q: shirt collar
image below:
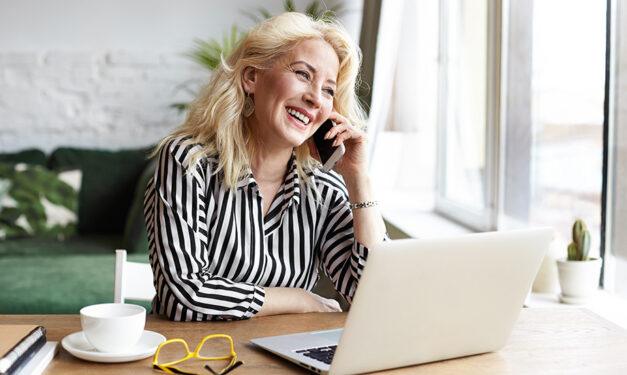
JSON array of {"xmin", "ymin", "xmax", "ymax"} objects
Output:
[
  {"xmin": 281, "ymin": 153, "xmax": 301, "ymax": 207},
  {"xmin": 235, "ymin": 169, "xmax": 257, "ymax": 189},
  {"xmin": 236, "ymin": 152, "xmax": 303, "ymax": 208}
]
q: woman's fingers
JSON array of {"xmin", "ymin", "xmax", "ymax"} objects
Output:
[
  {"xmin": 324, "ymin": 122, "xmax": 350, "ymax": 140},
  {"xmin": 325, "ymin": 297, "xmax": 342, "ymax": 312},
  {"xmin": 324, "ymin": 112, "xmax": 349, "ymax": 138},
  {"xmin": 327, "ymin": 299, "xmax": 342, "ymax": 312},
  {"xmin": 323, "ymin": 113, "xmax": 366, "ymax": 147},
  {"xmin": 320, "ymin": 297, "xmax": 341, "ymax": 312},
  {"xmin": 305, "ymin": 291, "xmax": 342, "ymax": 312},
  {"xmin": 330, "ymin": 125, "xmax": 364, "ymax": 147},
  {"xmin": 333, "ymin": 131, "xmax": 352, "ymax": 147}
]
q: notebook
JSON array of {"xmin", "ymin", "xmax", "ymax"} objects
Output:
[
  {"xmin": 0, "ymin": 325, "xmax": 46, "ymax": 375},
  {"xmin": 14, "ymin": 342, "xmax": 58, "ymax": 375}
]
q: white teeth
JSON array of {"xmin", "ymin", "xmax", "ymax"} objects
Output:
[{"xmin": 287, "ymin": 108, "xmax": 310, "ymax": 125}]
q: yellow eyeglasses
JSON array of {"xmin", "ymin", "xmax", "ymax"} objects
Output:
[{"xmin": 152, "ymin": 334, "xmax": 243, "ymax": 375}]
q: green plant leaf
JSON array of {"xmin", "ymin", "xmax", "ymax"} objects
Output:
[
  {"xmin": 170, "ymin": 103, "xmax": 189, "ymax": 113},
  {"xmin": 284, "ymin": 0, "xmax": 296, "ymax": 12},
  {"xmin": 567, "ymin": 242, "xmax": 578, "ymax": 261},
  {"xmin": 241, "ymin": 9, "xmax": 263, "ymax": 24},
  {"xmin": 186, "ymin": 39, "xmax": 221, "ymax": 70},
  {"xmin": 230, "ymin": 24, "xmax": 240, "ymax": 47},
  {"xmin": 329, "ymin": 3, "xmax": 345, "ymax": 12},
  {"xmin": 573, "ymin": 219, "xmax": 585, "ymax": 243},
  {"xmin": 186, "ymin": 25, "xmax": 244, "ymax": 72},
  {"xmin": 305, "ymin": 1, "xmax": 321, "ymax": 19},
  {"xmin": 582, "ymin": 231, "xmax": 591, "ymax": 260},
  {"xmin": 319, "ymin": 10, "xmax": 335, "ymax": 22},
  {"xmin": 259, "ymin": 7, "xmax": 273, "ymax": 19}
]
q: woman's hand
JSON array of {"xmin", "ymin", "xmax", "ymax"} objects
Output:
[
  {"xmin": 257, "ymin": 287, "xmax": 342, "ymax": 316},
  {"xmin": 299, "ymin": 290, "xmax": 342, "ymax": 313},
  {"xmin": 309, "ymin": 111, "xmax": 368, "ymax": 180}
]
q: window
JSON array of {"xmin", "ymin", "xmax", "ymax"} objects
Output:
[
  {"xmin": 369, "ymin": 0, "xmax": 439, "ymax": 215},
  {"xmin": 372, "ymin": 0, "xmax": 609, "ymax": 268},
  {"xmin": 435, "ymin": 0, "xmax": 501, "ymax": 231},
  {"xmin": 527, "ymin": 0, "xmax": 606, "ymax": 257}
]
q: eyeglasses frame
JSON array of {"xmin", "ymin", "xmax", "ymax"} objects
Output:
[{"xmin": 152, "ymin": 334, "xmax": 239, "ymax": 375}]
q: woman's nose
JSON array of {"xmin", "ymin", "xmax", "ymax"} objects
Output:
[{"xmin": 303, "ymin": 89, "xmax": 322, "ymax": 109}]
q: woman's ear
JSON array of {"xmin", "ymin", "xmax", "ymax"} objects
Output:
[{"xmin": 242, "ymin": 66, "xmax": 258, "ymax": 94}]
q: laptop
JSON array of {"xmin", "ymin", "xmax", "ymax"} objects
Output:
[{"xmin": 250, "ymin": 228, "xmax": 553, "ymax": 375}]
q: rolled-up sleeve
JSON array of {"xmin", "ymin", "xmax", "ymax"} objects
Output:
[{"xmin": 148, "ymin": 141, "xmax": 265, "ymax": 321}]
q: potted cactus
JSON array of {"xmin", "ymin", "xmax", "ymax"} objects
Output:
[{"xmin": 556, "ymin": 219, "xmax": 602, "ymax": 304}]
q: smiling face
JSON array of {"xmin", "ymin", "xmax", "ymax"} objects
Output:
[{"xmin": 243, "ymin": 38, "xmax": 340, "ymax": 151}]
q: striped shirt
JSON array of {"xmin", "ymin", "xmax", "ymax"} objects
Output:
[{"xmin": 144, "ymin": 136, "xmax": 372, "ymax": 321}]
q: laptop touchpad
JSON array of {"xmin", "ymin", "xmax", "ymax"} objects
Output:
[{"xmin": 311, "ymin": 329, "xmax": 343, "ymax": 343}]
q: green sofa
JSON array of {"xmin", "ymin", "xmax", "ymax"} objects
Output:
[
  {"xmin": 0, "ymin": 147, "xmax": 154, "ymax": 313},
  {"xmin": 0, "ymin": 147, "xmax": 357, "ymax": 314}
]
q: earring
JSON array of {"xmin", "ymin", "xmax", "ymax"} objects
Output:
[{"xmin": 243, "ymin": 92, "xmax": 254, "ymax": 118}]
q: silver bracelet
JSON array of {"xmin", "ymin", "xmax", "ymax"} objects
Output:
[{"xmin": 349, "ymin": 200, "xmax": 379, "ymax": 210}]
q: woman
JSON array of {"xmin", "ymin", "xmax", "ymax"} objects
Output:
[{"xmin": 145, "ymin": 12, "xmax": 387, "ymax": 321}]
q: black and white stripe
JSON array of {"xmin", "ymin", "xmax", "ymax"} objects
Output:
[{"xmin": 144, "ymin": 136, "xmax": 370, "ymax": 321}]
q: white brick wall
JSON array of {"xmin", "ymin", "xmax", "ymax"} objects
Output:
[
  {"xmin": 0, "ymin": 50, "xmax": 205, "ymax": 152},
  {"xmin": 0, "ymin": 0, "xmax": 363, "ymax": 153}
]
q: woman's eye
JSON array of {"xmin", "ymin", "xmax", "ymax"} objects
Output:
[
  {"xmin": 324, "ymin": 88, "xmax": 335, "ymax": 97},
  {"xmin": 296, "ymin": 70, "xmax": 310, "ymax": 80}
]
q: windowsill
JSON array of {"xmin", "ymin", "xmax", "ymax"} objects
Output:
[
  {"xmin": 380, "ymin": 188, "xmax": 472, "ymax": 238},
  {"xmin": 527, "ymin": 291, "xmax": 627, "ymax": 330}
]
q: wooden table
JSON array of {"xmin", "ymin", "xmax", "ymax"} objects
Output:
[{"xmin": 2, "ymin": 308, "xmax": 627, "ymax": 374}]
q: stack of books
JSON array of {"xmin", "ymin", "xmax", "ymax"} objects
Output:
[{"xmin": 0, "ymin": 325, "xmax": 58, "ymax": 375}]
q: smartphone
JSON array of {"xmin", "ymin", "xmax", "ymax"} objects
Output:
[{"xmin": 313, "ymin": 119, "xmax": 346, "ymax": 172}]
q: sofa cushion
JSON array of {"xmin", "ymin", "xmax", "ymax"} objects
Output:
[
  {"xmin": 48, "ymin": 147, "xmax": 152, "ymax": 235},
  {"xmin": 122, "ymin": 160, "xmax": 155, "ymax": 253},
  {"xmin": 0, "ymin": 234, "xmax": 122, "ymax": 256},
  {"xmin": 0, "ymin": 163, "xmax": 81, "ymax": 240},
  {"xmin": 0, "ymin": 252, "xmax": 151, "ymax": 314},
  {"xmin": 0, "ymin": 149, "xmax": 47, "ymax": 166}
]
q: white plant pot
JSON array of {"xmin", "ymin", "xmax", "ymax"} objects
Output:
[
  {"xmin": 556, "ymin": 258, "xmax": 602, "ymax": 304},
  {"xmin": 532, "ymin": 239, "xmax": 563, "ymax": 293}
]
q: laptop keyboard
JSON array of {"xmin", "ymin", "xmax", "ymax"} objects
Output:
[{"xmin": 295, "ymin": 345, "xmax": 337, "ymax": 365}]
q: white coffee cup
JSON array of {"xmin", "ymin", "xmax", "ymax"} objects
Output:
[{"xmin": 80, "ymin": 303, "xmax": 146, "ymax": 353}]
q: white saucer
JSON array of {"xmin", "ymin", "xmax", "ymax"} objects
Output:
[{"xmin": 61, "ymin": 330, "xmax": 166, "ymax": 363}]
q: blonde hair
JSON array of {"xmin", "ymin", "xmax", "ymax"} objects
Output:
[{"xmin": 157, "ymin": 12, "xmax": 366, "ymax": 189}]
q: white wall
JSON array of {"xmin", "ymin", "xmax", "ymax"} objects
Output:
[{"xmin": 0, "ymin": 0, "xmax": 363, "ymax": 152}]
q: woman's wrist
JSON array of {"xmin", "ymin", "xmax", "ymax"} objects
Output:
[
  {"xmin": 343, "ymin": 173, "xmax": 374, "ymax": 203},
  {"xmin": 342, "ymin": 171, "xmax": 368, "ymax": 186},
  {"xmin": 262, "ymin": 288, "xmax": 303, "ymax": 315}
]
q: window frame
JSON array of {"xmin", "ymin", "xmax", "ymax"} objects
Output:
[
  {"xmin": 435, "ymin": 0, "xmax": 503, "ymax": 232},
  {"xmin": 604, "ymin": 0, "xmax": 625, "ymax": 295}
]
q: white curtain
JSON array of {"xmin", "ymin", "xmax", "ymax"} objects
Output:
[{"xmin": 366, "ymin": 0, "xmax": 407, "ymax": 166}]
